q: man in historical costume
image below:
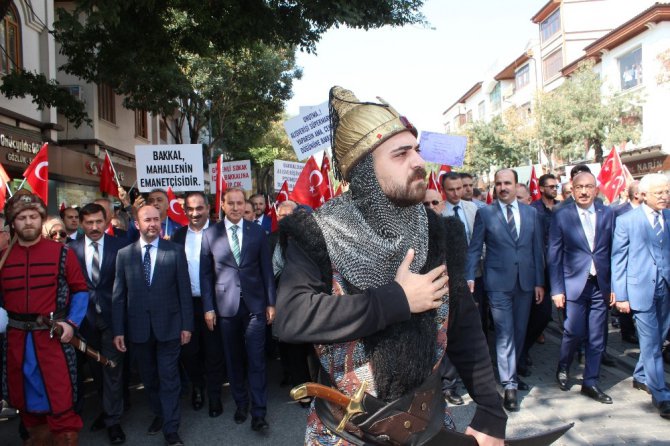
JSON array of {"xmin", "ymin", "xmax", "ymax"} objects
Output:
[
  {"xmin": 275, "ymin": 87, "xmax": 507, "ymax": 446},
  {"xmin": 0, "ymin": 191, "xmax": 89, "ymax": 445}
]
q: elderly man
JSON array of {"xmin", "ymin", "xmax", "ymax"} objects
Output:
[
  {"xmin": 423, "ymin": 188, "xmax": 445, "ymax": 215},
  {"xmin": 612, "ymin": 173, "xmax": 670, "ymax": 419},
  {"xmin": 1, "ymin": 191, "xmax": 89, "ymax": 445},
  {"xmin": 276, "ymin": 86, "xmax": 506, "ymax": 445}
]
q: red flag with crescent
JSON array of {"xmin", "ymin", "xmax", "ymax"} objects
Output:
[
  {"xmin": 427, "ymin": 171, "xmax": 440, "ymax": 192},
  {"xmin": 100, "ymin": 152, "xmax": 119, "ymax": 197},
  {"xmin": 436, "ymin": 165, "xmax": 450, "ymax": 200},
  {"xmin": 276, "ymin": 181, "xmax": 290, "ymax": 204},
  {"xmin": 0, "ymin": 163, "xmax": 10, "ymax": 210},
  {"xmin": 214, "ymin": 155, "xmax": 227, "ymax": 217},
  {"xmin": 529, "ymin": 166, "xmax": 541, "ymax": 202},
  {"xmin": 23, "ymin": 143, "xmax": 48, "ymax": 204},
  {"xmin": 597, "ymin": 147, "xmax": 626, "ymax": 203},
  {"xmin": 166, "ymin": 187, "xmax": 189, "ymax": 226},
  {"xmin": 290, "ymin": 155, "xmax": 324, "ymax": 209},
  {"xmin": 320, "ymin": 156, "xmax": 334, "ymax": 203}
]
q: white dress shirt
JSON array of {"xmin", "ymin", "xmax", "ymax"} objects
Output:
[
  {"xmin": 444, "ymin": 201, "xmax": 470, "ymax": 239},
  {"xmin": 139, "ymin": 237, "xmax": 159, "ymax": 283},
  {"xmin": 185, "ymin": 220, "xmax": 209, "ymax": 297},
  {"xmin": 643, "ymin": 203, "xmax": 664, "ymax": 229},
  {"xmin": 577, "ymin": 204, "xmax": 597, "ymax": 275},
  {"xmin": 497, "ymin": 199, "xmax": 521, "ymax": 234},
  {"xmin": 224, "ymin": 217, "xmax": 244, "ymax": 250},
  {"xmin": 85, "ymin": 235, "xmax": 104, "ymax": 282}
]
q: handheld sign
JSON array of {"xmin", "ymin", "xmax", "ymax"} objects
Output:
[
  {"xmin": 418, "ymin": 132, "xmax": 467, "ymax": 167},
  {"xmin": 284, "ymin": 101, "xmax": 331, "ymax": 161},
  {"xmin": 135, "ymin": 145, "xmax": 205, "ymax": 192},
  {"xmin": 273, "ymin": 160, "xmax": 306, "ymax": 191},
  {"xmin": 209, "ymin": 160, "xmax": 252, "ymax": 192}
]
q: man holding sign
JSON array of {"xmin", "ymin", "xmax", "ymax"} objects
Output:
[{"xmin": 120, "ymin": 189, "xmax": 183, "ymax": 241}]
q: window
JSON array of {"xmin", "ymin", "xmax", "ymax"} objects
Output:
[
  {"xmin": 515, "ymin": 64, "xmax": 530, "ymax": 90},
  {"xmin": 478, "ymin": 101, "xmax": 486, "ymax": 120},
  {"xmin": 466, "ymin": 110, "xmax": 473, "ymax": 123},
  {"xmin": 490, "ymin": 82, "xmax": 501, "ymax": 113},
  {"xmin": 98, "ymin": 83, "xmax": 116, "ymax": 123},
  {"xmin": 619, "ymin": 47, "xmax": 642, "ymax": 90},
  {"xmin": 1, "ymin": 4, "xmax": 21, "ymax": 74},
  {"xmin": 135, "ymin": 110, "xmax": 148, "ymax": 139},
  {"xmin": 540, "ymin": 9, "xmax": 561, "ymax": 43},
  {"xmin": 543, "ymin": 50, "xmax": 562, "ymax": 82}
]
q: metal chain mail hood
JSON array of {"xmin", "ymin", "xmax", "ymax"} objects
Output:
[{"xmin": 313, "ymin": 153, "xmax": 429, "ymax": 290}]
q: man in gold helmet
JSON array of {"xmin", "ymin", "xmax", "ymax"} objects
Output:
[{"xmin": 275, "ymin": 87, "xmax": 506, "ymax": 445}]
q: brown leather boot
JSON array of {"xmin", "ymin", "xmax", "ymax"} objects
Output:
[
  {"xmin": 24, "ymin": 424, "xmax": 53, "ymax": 446},
  {"xmin": 52, "ymin": 431, "xmax": 78, "ymax": 446}
]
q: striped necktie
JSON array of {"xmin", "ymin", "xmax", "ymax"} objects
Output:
[
  {"xmin": 230, "ymin": 224, "xmax": 241, "ymax": 265},
  {"xmin": 653, "ymin": 211, "xmax": 663, "ymax": 241},
  {"xmin": 506, "ymin": 204, "xmax": 518, "ymax": 241}
]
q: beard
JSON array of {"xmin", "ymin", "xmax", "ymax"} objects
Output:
[
  {"xmin": 16, "ymin": 227, "xmax": 41, "ymax": 243},
  {"xmin": 384, "ymin": 167, "xmax": 428, "ymax": 207}
]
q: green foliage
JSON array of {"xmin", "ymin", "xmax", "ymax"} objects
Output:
[
  {"xmin": 534, "ymin": 61, "xmax": 642, "ymax": 163},
  {"xmin": 247, "ymin": 117, "xmax": 298, "ymax": 194},
  {"xmin": 463, "ymin": 108, "xmax": 536, "ymax": 175}
]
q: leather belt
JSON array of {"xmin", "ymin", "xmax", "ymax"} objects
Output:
[{"xmin": 7, "ymin": 309, "xmax": 67, "ymax": 331}]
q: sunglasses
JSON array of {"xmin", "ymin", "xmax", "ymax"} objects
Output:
[
  {"xmin": 423, "ymin": 200, "xmax": 441, "ymax": 207},
  {"xmin": 49, "ymin": 230, "xmax": 67, "ymax": 239},
  {"xmin": 542, "ymin": 185, "xmax": 559, "ymax": 189}
]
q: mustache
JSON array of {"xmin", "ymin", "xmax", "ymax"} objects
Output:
[{"xmin": 411, "ymin": 167, "xmax": 427, "ymax": 182}]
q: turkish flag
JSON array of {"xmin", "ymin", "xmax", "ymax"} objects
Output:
[
  {"xmin": 23, "ymin": 143, "xmax": 48, "ymax": 204},
  {"xmin": 529, "ymin": 166, "xmax": 541, "ymax": 202},
  {"xmin": 214, "ymin": 155, "xmax": 227, "ymax": 217},
  {"xmin": 597, "ymin": 147, "xmax": 626, "ymax": 203},
  {"xmin": 320, "ymin": 156, "xmax": 334, "ymax": 203},
  {"xmin": 268, "ymin": 204, "xmax": 279, "ymax": 233},
  {"xmin": 290, "ymin": 155, "xmax": 325, "ymax": 209},
  {"xmin": 486, "ymin": 189, "xmax": 493, "ymax": 205},
  {"xmin": 276, "ymin": 180, "xmax": 290, "ymax": 204},
  {"xmin": 0, "ymin": 163, "xmax": 10, "ymax": 211},
  {"xmin": 436, "ymin": 165, "xmax": 451, "ymax": 199},
  {"xmin": 100, "ymin": 152, "xmax": 119, "ymax": 197},
  {"xmin": 166, "ymin": 187, "xmax": 189, "ymax": 226},
  {"xmin": 427, "ymin": 171, "xmax": 441, "ymax": 192}
]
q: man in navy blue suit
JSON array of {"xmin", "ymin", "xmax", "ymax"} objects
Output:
[
  {"xmin": 201, "ymin": 187, "xmax": 276, "ymax": 433},
  {"xmin": 249, "ymin": 193, "xmax": 272, "ymax": 234},
  {"xmin": 466, "ymin": 168, "xmax": 545, "ymax": 412},
  {"xmin": 612, "ymin": 173, "xmax": 670, "ymax": 419},
  {"xmin": 72, "ymin": 203, "xmax": 128, "ymax": 443},
  {"xmin": 113, "ymin": 205, "xmax": 193, "ymax": 446},
  {"xmin": 548, "ymin": 172, "xmax": 615, "ymax": 404}
]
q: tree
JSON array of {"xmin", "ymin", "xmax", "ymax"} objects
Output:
[
  {"xmin": 246, "ymin": 117, "xmax": 298, "ymax": 194},
  {"xmin": 463, "ymin": 107, "xmax": 536, "ymax": 176},
  {"xmin": 534, "ymin": 61, "xmax": 642, "ymax": 164},
  {"xmin": 1, "ymin": 1, "xmax": 425, "ymax": 126}
]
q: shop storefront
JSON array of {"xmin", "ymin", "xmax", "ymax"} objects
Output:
[{"xmin": 620, "ymin": 145, "xmax": 669, "ymax": 179}]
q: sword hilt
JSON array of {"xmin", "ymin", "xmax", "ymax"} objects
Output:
[{"xmin": 336, "ymin": 381, "xmax": 367, "ymax": 433}]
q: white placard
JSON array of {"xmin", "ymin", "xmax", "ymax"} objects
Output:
[
  {"xmin": 284, "ymin": 101, "xmax": 331, "ymax": 160},
  {"xmin": 274, "ymin": 160, "xmax": 305, "ymax": 191},
  {"xmin": 418, "ymin": 132, "xmax": 467, "ymax": 166},
  {"xmin": 135, "ymin": 144, "xmax": 205, "ymax": 192},
  {"xmin": 209, "ymin": 160, "xmax": 253, "ymax": 192}
]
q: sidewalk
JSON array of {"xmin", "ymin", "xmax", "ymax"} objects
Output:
[{"xmin": 450, "ymin": 314, "xmax": 670, "ymax": 445}]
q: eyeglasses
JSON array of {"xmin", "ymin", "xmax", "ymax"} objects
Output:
[
  {"xmin": 651, "ymin": 190, "xmax": 670, "ymax": 198},
  {"xmin": 49, "ymin": 230, "xmax": 67, "ymax": 239},
  {"xmin": 423, "ymin": 200, "xmax": 441, "ymax": 207},
  {"xmin": 573, "ymin": 185, "xmax": 596, "ymax": 191},
  {"xmin": 542, "ymin": 185, "xmax": 559, "ymax": 189}
]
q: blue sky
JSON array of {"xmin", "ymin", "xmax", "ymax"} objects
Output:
[{"xmin": 286, "ymin": 0, "xmax": 545, "ymax": 133}]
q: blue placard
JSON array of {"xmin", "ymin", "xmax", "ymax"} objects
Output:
[{"xmin": 419, "ymin": 132, "xmax": 467, "ymax": 166}]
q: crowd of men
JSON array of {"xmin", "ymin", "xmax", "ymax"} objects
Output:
[{"xmin": 1, "ymin": 106, "xmax": 670, "ymax": 446}]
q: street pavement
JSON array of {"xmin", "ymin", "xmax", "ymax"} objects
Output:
[{"xmin": 2, "ymin": 313, "xmax": 669, "ymax": 445}]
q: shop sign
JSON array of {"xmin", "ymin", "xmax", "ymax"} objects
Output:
[
  {"xmin": 85, "ymin": 160, "xmax": 126, "ymax": 182},
  {"xmin": 625, "ymin": 156, "xmax": 668, "ymax": 176}
]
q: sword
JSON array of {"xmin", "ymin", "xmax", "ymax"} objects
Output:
[
  {"xmin": 37, "ymin": 313, "xmax": 117, "ymax": 369},
  {"xmin": 291, "ymin": 382, "xmax": 573, "ymax": 446}
]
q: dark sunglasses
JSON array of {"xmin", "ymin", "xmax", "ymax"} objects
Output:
[
  {"xmin": 542, "ymin": 185, "xmax": 559, "ymax": 189},
  {"xmin": 423, "ymin": 200, "xmax": 441, "ymax": 207},
  {"xmin": 49, "ymin": 230, "xmax": 67, "ymax": 239}
]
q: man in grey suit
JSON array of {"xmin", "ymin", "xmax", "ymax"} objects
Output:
[
  {"xmin": 466, "ymin": 168, "xmax": 545, "ymax": 412},
  {"xmin": 113, "ymin": 205, "xmax": 194, "ymax": 446},
  {"xmin": 439, "ymin": 172, "xmax": 480, "ymax": 406},
  {"xmin": 612, "ymin": 173, "xmax": 670, "ymax": 419}
]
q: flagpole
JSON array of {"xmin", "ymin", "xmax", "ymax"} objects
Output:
[
  {"xmin": 105, "ymin": 150, "xmax": 121, "ymax": 186},
  {"xmin": 17, "ymin": 178, "xmax": 26, "ymax": 191}
]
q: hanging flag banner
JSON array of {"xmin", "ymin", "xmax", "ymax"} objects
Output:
[
  {"xmin": 135, "ymin": 144, "xmax": 204, "ymax": 192},
  {"xmin": 284, "ymin": 101, "xmax": 331, "ymax": 160},
  {"xmin": 209, "ymin": 159, "xmax": 252, "ymax": 191},
  {"xmin": 273, "ymin": 160, "xmax": 305, "ymax": 191},
  {"xmin": 418, "ymin": 132, "xmax": 467, "ymax": 166}
]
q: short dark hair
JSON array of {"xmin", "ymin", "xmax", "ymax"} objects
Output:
[
  {"xmin": 538, "ymin": 173, "xmax": 556, "ymax": 187},
  {"xmin": 494, "ymin": 168, "xmax": 518, "ymax": 184},
  {"xmin": 59, "ymin": 206, "xmax": 79, "ymax": 220},
  {"xmin": 249, "ymin": 193, "xmax": 265, "ymax": 202},
  {"xmin": 184, "ymin": 191, "xmax": 209, "ymax": 206},
  {"xmin": 570, "ymin": 164, "xmax": 591, "ymax": 179},
  {"xmin": 473, "ymin": 188, "xmax": 482, "ymax": 198},
  {"xmin": 459, "ymin": 172, "xmax": 474, "ymax": 181},
  {"xmin": 223, "ymin": 187, "xmax": 246, "ymax": 199},
  {"xmin": 79, "ymin": 203, "xmax": 106, "ymax": 222},
  {"xmin": 440, "ymin": 172, "xmax": 462, "ymax": 189}
]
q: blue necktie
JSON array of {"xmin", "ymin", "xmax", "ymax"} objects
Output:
[
  {"xmin": 653, "ymin": 212, "xmax": 663, "ymax": 242},
  {"xmin": 143, "ymin": 244, "xmax": 152, "ymax": 286}
]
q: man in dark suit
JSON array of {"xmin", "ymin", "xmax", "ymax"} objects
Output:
[
  {"xmin": 249, "ymin": 193, "xmax": 272, "ymax": 234},
  {"xmin": 72, "ymin": 203, "xmax": 128, "ymax": 443},
  {"xmin": 466, "ymin": 168, "xmax": 545, "ymax": 412},
  {"xmin": 201, "ymin": 187, "xmax": 276, "ymax": 433},
  {"xmin": 612, "ymin": 173, "xmax": 670, "ymax": 419},
  {"xmin": 548, "ymin": 172, "xmax": 615, "ymax": 404},
  {"xmin": 113, "ymin": 205, "xmax": 193, "ymax": 446},
  {"xmin": 172, "ymin": 192, "xmax": 226, "ymax": 418}
]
